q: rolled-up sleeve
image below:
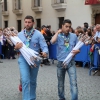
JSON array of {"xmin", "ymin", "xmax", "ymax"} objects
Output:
[{"xmin": 39, "ymin": 34, "xmax": 48, "ymax": 54}]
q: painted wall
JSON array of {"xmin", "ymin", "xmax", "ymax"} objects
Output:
[
  {"xmin": 41, "ymin": 0, "xmax": 92, "ymax": 30},
  {"xmin": 65, "ymin": 0, "xmax": 92, "ymax": 28},
  {"xmin": 2, "ymin": 0, "xmax": 35, "ymax": 29},
  {"xmin": 0, "ymin": 1, "xmax": 2, "ymax": 28},
  {"xmin": 2, "ymin": 0, "xmax": 92, "ymax": 31}
]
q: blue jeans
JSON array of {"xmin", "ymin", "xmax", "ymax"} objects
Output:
[
  {"xmin": 18, "ymin": 55, "xmax": 40, "ymax": 100},
  {"xmin": 57, "ymin": 60, "xmax": 78, "ymax": 100}
]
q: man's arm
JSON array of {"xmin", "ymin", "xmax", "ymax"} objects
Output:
[
  {"xmin": 38, "ymin": 33, "xmax": 48, "ymax": 58},
  {"xmin": 50, "ymin": 29, "xmax": 62, "ymax": 44},
  {"xmin": 14, "ymin": 42, "xmax": 23, "ymax": 50}
]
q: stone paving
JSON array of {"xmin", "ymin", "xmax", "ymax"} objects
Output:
[{"xmin": 0, "ymin": 58, "xmax": 100, "ymax": 100}]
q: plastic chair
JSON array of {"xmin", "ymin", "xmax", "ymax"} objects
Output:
[
  {"xmin": 49, "ymin": 43, "xmax": 57, "ymax": 64},
  {"xmin": 74, "ymin": 45, "xmax": 90, "ymax": 67},
  {"xmin": 0, "ymin": 42, "xmax": 4, "ymax": 59}
]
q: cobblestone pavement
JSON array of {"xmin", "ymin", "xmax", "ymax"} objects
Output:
[{"xmin": 0, "ymin": 58, "xmax": 100, "ymax": 100}]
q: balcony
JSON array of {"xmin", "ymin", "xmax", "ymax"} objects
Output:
[
  {"xmin": 13, "ymin": 9, "xmax": 23, "ymax": 15},
  {"xmin": 51, "ymin": 0, "xmax": 67, "ymax": 11},
  {"xmin": 31, "ymin": 0, "xmax": 42, "ymax": 13},
  {"xmin": 12, "ymin": 0, "xmax": 23, "ymax": 15},
  {"xmin": 2, "ymin": 2, "xmax": 9, "ymax": 16}
]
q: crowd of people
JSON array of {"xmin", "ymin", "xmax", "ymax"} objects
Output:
[
  {"xmin": 0, "ymin": 22, "xmax": 100, "ymax": 64},
  {"xmin": 0, "ymin": 28, "xmax": 16, "ymax": 62}
]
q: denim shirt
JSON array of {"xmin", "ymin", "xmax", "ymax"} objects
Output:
[
  {"xmin": 56, "ymin": 33, "xmax": 77, "ymax": 61},
  {"xmin": 18, "ymin": 29, "xmax": 48, "ymax": 54}
]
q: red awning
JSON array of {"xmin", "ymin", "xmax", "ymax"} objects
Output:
[{"xmin": 85, "ymin": 0, "xmax": 100, "ymax": 5}]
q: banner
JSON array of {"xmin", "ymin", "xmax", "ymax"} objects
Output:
[{"xmin": 85, "ymin": 0, "xmax": 100, "ymax": 5}]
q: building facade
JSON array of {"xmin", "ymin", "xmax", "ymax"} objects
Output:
[
  {"xmin": 1, "ymin": 0, "xmax": 100, "ymax": 31},
  {"xmin": 0, "ymin": 0, "xmax": 2, "ymax": 28}
]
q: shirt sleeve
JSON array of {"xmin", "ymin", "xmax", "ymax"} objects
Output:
[
  {"xmin": 50, "ymin": 34, "xmax": 59, "ymax": 45},
  {"xmin": 39, "ymin": 33, "xmax": 48, "ymax": 54}
]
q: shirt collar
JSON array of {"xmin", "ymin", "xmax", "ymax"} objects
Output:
[
  {"xmin": 25, "ymin": 28, "xmax": 34, "ymax": 34},
  {"xmin": 62, "ymin": 32, "xmax": 70, "ymax": 37}
]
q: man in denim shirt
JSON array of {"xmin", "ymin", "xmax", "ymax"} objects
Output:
[
  {"xmin": 14, "ymin": 16, "xmax": 48, "ymax": 100},
  {"xmin": 51, "ymin": 19, "xmax": 80, "ymax": 100}
]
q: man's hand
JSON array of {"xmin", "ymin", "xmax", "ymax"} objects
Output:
[
  {"xmin": 57, "ymin": 29, "xmax": 62, "ymax": 34},
  {"xmin": 14, "ymin": 42, "xmax": 23, "ymax": 50},
  {"xmin": 41, "ymin": 52, "xmax": 48, "ymax": 58},
  {"xmin": 51, "ymin": 29, "xmax": 62, "ymax": 44},
  {"xmin": 71, "ymin": 49, "xmax": 80, "ymax": 57},
  {"xmin": 47, "ymin": 42, "xmax": 50, "ymax": 45}
]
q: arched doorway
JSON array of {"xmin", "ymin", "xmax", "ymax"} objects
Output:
[
  {"xmin": 95, "ymin": 14, "xmax": 100, "ymax": 24},
  {"xmin": 91, "ymin": 5, "xmax": 100, "ymax": 25}
]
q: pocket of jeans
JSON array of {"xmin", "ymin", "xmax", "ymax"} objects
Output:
[
  {"xmin": 69, "ymin": 60, "xmax": 76, "ymax": 68},
  {"xmin": 34, "ymin": 60, "xmax": 41, "ymax": 67},
  {"xmin": 57, "ymin": 61, "xmax": 63, "ymax": 68}
]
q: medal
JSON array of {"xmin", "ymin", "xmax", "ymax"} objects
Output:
[
  {"xmin": 24, "ymin": 29, "xmax": 35, "ymax": 47},
  {"xmin": 61, "ymin": 33, "xmax": 70, "ymax": 52},
  {"xmin": 25, "ymin": 40, "xmax": 29, "ymax": 47}
]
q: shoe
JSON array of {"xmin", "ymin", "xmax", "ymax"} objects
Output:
[
  {"xmin": 19, "ymin": 84, "xmax": 22, "ymax": 92},
  {"xmin": 44, "ymin": 62, "xmax": 50, "ymax": 65},
  {"xmin": 0, "ymin": 61, "xmax": 3, "ymax": 63},
  {"xmin": 8, "ymin": 57, "xmax": 10, "ymax": 59},
  {"xmin": 41, "ymin": 61, "xmax": 44, "ymax": 64},
  {"xmin": 12, "ymin": 57, "xmax": 16, "ymax": 59}
]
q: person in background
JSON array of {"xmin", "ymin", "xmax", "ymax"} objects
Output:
[
  {"xmin": 41, "ymin": 25, "xmax": 47, "ymax": 36},
  {"xmin": 0, "ymin": 29, "xmax": 4, "ymax": 63},
  {"xmin": 70, "ymin": 27, "xmax": 75, "ymax": 33},
  {"xmin": 93, "ymin": 24, "xmax": 100, "ymax": 43},
  {"xmin": 46, "ymin": 25, "xmax": 52, "ymax": 38},
  {"xmin": 86, "ymin": 27, "xmax": 92, "ymax": 37},
  {"xmin": 0, "ymin": 28, "xmax": 6, "ymax": 59},
  {"xmin": 6, "ymin": 37, "xmax": 16, "ymax": 59},
  {"xmin": 41, "ymin": 25, "xmax": 50, "ymax": 65},
  {"xmin": 84, "ymin": 22, "xmax": 89, "ymax": 29},
  {"xmin": 92, "ymin": 26, "xmax": 96, "ymax": 36},
  {"xmin": 75, "ymin": 27, "xmax": 84, "ymax": 36},
  {"xmin": 46, "ymin": 25, "xmax": 53, "ymax": 64},
  {"xmin": 51, "ymin": 19, "xmax": 79, "ymax": 100}
]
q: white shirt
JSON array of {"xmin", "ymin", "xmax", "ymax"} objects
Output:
[
  {"xmin": 0, "ymin": 35, "xmax": 3, "ymax": 45},
  {"xmin": 94, "ymin": 31, "xmax": 100, "ymax": 41}
]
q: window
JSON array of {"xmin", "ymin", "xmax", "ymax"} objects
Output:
[
  {"xmin": 4, "ymin": 21, "xmax": 8, "ymax": 28},
  {"xmin": 34, "ymin": 0, "xmax": 40, "ymax": 7},
  {"xmin": 60, "ymin": 0, "xmax": 64, "ymax": 3},
  {"xmin": 58, "ymin": 17, "xmax": 64, "ymax": 28},
  {"xmin": 36, "ymin": 19, "xmax": 41, "ymax": 28},
  {"xmin": 18, "ymin": 0, "xmax": 21, "ymax": 9},
  {"xmin": 15, "ymin": 0, "xmax": 21, "ymax": 10},
  {"xmin": 4, "ymin": 0, "xmax": 7, "ymax": 11},
  {"xmin": 56, "ymin": 0, "xmax": 64, "ymax": 3},
  {"xmin": 95, "ymin": 14, "xmax": 100, "ymax": 25},
  {"xmin": 17, "ymin": 20, "xmax": 21, "ymax": 32}
]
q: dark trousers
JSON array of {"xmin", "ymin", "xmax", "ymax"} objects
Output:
[{"xmin": 7, "ymin": 45, "xmax": 15, "ymax": 59}]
